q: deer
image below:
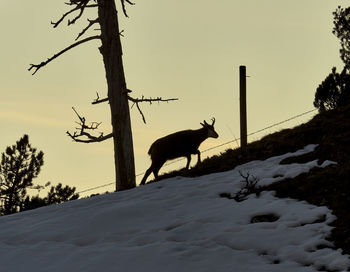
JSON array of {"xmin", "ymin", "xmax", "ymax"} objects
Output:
[{"xmin": 140, "ymin": 118, "xmax": 218, "ymax": 185}]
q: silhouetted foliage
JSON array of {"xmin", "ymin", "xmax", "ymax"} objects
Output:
[
  {"xmin": 314, "ymin": 6, "xmax": 350, "ymax": 112},
  {"xmin": 0, "ymin": 135, "xmax": 44, "ymax": 215},
  {"xmin": 314, "ymin": 67, "xmax": 350, "ymax": 112},
  {"xmin": 46, "ymin": 183, "xmax": 79, "ymax": 205},
  {"xmin": 22, "ymin": 195, "xmax": 46, "ymax": 211},
  {"xmin": 333, "ymin": 6, "xmax": 350, "ymax": 68},
  {"xmin": 22, "ymin": 183, "xmax": 79, "ymax": 211}
]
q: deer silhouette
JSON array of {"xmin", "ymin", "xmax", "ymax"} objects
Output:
[{"xmin": 140, "ymin": 118, "xmax": 218, "ymax": 185}]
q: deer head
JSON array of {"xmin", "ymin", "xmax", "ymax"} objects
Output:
[{"xmin": 201, "ymin": 118, "xmax": 218, "ymax": 138}]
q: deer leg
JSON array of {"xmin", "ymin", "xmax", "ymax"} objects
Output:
[
  {"xmin": 185, "ymin": 155, "xmax": 191, "ymax": 169},
  {"xmin": 196, "ymin": 150, "xmax": 201, "ymax": 165},
  {"xmin": 152, "ymin": 160, "xmax": 165, "ymax": 180},
  {"xmin": 140, "ymin": 165, "xmax": 153, "ymax": 185}
]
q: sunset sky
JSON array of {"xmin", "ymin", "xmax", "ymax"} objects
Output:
[{"xmin": 0, "ymin": 0, "xmax": 348, "ymax": 196}]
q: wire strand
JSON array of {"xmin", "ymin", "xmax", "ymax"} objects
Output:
[{"xmin": 77, "ymin": 108, "xmax": 317, "ymax": 195}]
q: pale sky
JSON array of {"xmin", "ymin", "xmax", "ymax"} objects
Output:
[{"xmin": 0, "ymin": 0, "xmax": 348, "ymax": 196}]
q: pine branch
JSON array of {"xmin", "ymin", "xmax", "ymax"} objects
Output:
[{"xmin": 28, "ymin": 35, "xmax": 101, "ymax": 75}]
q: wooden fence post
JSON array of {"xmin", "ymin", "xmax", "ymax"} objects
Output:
[{"xmin": 240, "ymin": 65, "xmax": 247, "ymax": 149}]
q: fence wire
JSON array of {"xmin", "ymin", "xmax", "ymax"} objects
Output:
[{"xmin": 77, "ymin": 108, "xmax": 317, "ymax": 195}]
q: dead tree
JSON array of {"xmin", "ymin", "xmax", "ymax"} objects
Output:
[{"xmin": 28, "ymin": 0, "xmax": 177, "ymax": 191}]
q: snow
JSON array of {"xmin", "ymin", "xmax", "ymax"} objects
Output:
[{"xmin": 0, "ymin": 144, "xmax": 349, "ymax": 272}]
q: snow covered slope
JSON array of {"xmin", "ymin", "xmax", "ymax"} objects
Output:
[{"xmin": 0, "ymin": 145, "xmax": 349, "ymax": 272}]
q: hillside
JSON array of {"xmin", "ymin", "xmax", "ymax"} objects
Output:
[
  {"xmin": 155, "ymin": 103, "xmax": 350, "ymax": 255},
  {"xmin": 0, "ymin": 145, "xmax": 349, "ymax": 271}
]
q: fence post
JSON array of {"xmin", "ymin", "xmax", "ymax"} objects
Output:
[{"xmin": 240, "ymin": 65, "xmax": 247, "ymax": 149}]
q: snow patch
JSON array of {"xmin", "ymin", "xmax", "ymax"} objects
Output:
[{"xmin": 0, "ymin": 144, "xmax": 348, "ymax": 271}]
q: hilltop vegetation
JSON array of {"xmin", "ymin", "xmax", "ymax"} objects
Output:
[{"xmin": 154, "ymin": 103, "xmax": 350, "ymax": 254}]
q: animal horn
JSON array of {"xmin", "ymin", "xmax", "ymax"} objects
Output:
[{"xmin": 211, "ymin": 117, "xmax": 215, "ymax": 126}]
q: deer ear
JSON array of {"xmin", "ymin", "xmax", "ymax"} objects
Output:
[
  {"xmin": 200, "ymin": 122, "xmax": 205, "ymax": 127},
  {"xmin": 204, "ymin": 120, "xmax": 209, "ymax": 126}
]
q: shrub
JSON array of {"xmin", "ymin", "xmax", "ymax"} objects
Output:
[{"xmin": 314, "ymin": 67, "xmax": 350, "ymax": 112}]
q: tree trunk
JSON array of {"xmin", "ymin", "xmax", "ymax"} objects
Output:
[{"xmin": 97, "ymin": 0, "xmax": 136, "ymax": 191}]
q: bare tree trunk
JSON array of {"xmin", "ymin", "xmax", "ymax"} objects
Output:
[{"xmin": 97, "ymin": 0, "xmax": 136, "ymax": 191}]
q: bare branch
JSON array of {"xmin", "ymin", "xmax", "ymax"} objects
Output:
[
  {"xmin": 68, "ymin": 3, "xmax": 87, "ymax": 26},
  {"xmin": 72, "ymin": 106, "xmax": 101, "ymax": 130},
  {"xmin": 51, "ymin": 0, "xmax": 98, "ymax": 28},
  {"xmin": 51, "ymin": 5, "xmax": 79, "ymax": 28},
  {"xmin": 134, "ymin": 101, "xmax": 146, "ymax": 124},
  {"xmin": 67, "ymin": 107, "xmax": 112, "ymax": 143},
  {"xmin": 127, "ymin": 95, "xmax": 179, "ymax": 105},
  {"xmin": 75, "ymin": 18, "xmax": 99, "ymax": 40},
  {"xmin": 121, "ymin": 0, "xmax": 135, "ymax": 17},
  {"xmin": 92, "ymin": 89, "xmax": 178, "ymax": 124},
  {"xmin": 66, "ymin": 0, "xmax": 92, "ymax": 5},
  {"xmin": 28, "ymin": 35, "xmax": 100, "ymax": 75},
  {"xmin": 67, "ymin": 131, "xmax": 113, "ymax": 143},
  {"xmin": 128, "ymin": 92, "xmax": 178, "ymax": 124},
  {"xmin": 233, "ymin": 171, "xmax": 260, "ymax": 202},
  {"xmin": 92, "ymin": 91, "xmax": 109, "ymax": 105}
]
